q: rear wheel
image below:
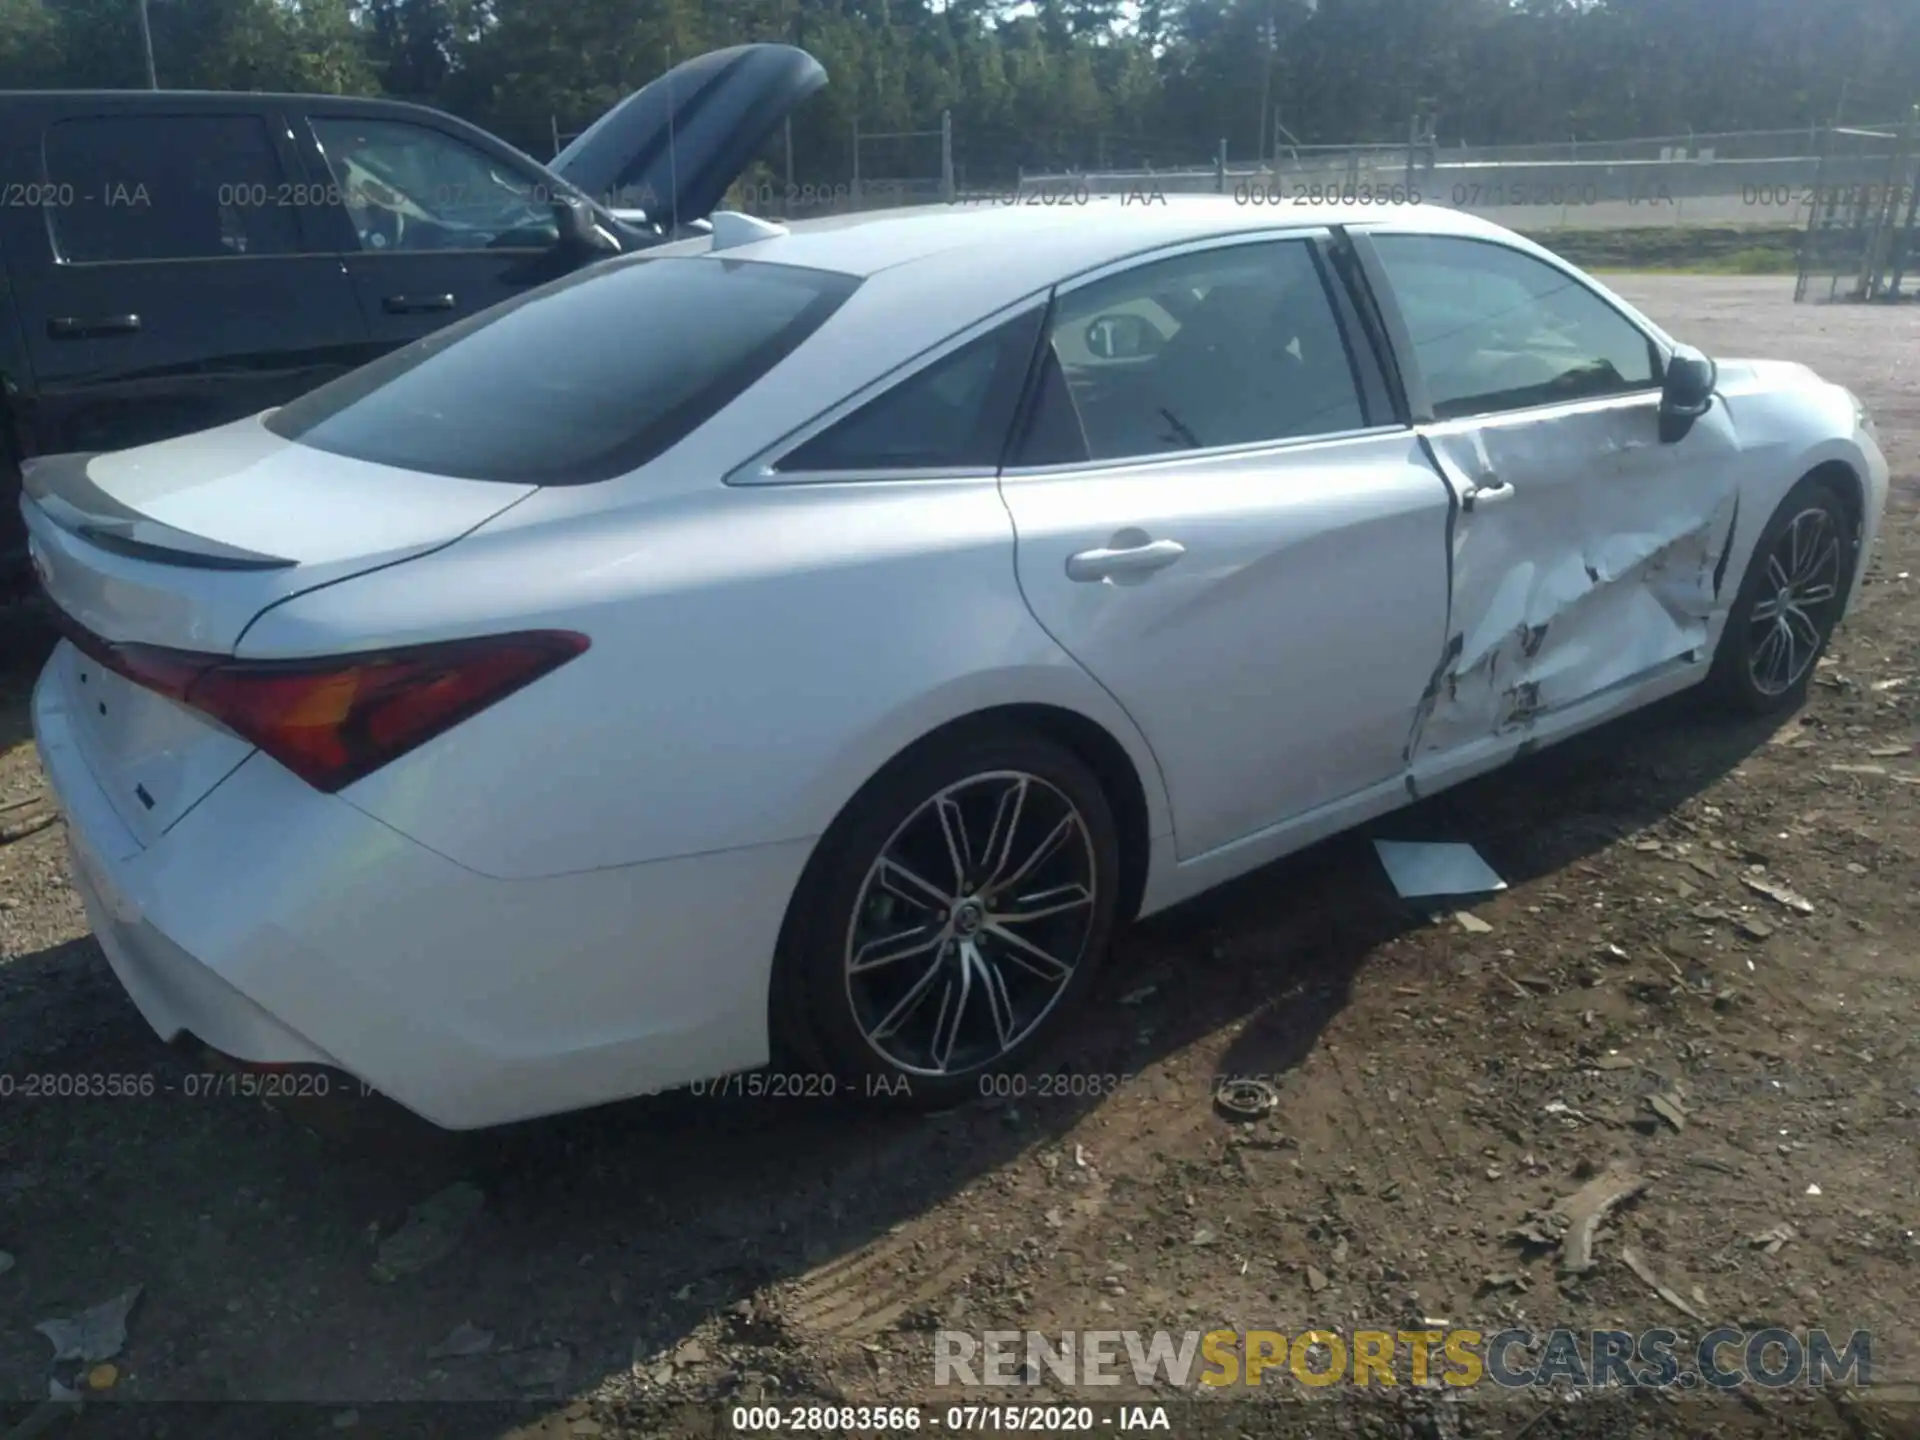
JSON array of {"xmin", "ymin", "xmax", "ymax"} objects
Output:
[
  {"xmin": 775, "ymin": 725, "xmax": 1122, "ymax": 1111},
  {"xmin": 1708, "ymin": 474, "xmax": 1856, "ymax": 715}
]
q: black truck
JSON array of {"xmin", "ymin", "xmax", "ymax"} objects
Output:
[{"xmin": 0, "ymin": 44, "xmax": 824, "ymax": 575}]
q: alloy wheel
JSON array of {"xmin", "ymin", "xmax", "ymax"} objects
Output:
[
  {"xmin": 843, "ymin": 771, "xmax": 1098, "ymax": 1077},
  {"xmin": 1746, "ymin": 506, "xmax": 1842, "ymax": 697}
]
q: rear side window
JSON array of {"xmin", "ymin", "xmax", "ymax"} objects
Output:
[
  {"xmin": 44, "ymin": 115, "xmax": 300, "ymax": 263},
  {"xmin": 775, "ymin": 308, "xmax": 1045, "ymax": 473},
  {"xmin": 1012, "ymin": 238, "xmax": 1371, "ymax": 466},
  {"xmin": 266, "ymin": 257, "xmax": 859, "ymax": 484}
]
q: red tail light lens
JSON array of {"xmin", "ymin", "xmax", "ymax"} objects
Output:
[{"xmin": 53, "ymin": 613, "xmax": 589, "ymax": 792}]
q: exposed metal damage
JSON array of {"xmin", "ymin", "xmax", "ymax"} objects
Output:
[{"xmin": 1411, "ymin": 496, "xmax": 1739, "ymax": 756}]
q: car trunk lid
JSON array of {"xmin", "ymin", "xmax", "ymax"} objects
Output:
[
  {"xmin": 24, "ymin": 414, "xmax": 532, "ymax": 650},
  {"xmin": 23, "ymin": 415, "xmax": 532, "ymax": 845}
]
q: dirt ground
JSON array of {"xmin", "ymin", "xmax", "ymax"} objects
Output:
[{"xmin": 0, "ymin": 276, "xmax": 1915, "ymax": 1440}]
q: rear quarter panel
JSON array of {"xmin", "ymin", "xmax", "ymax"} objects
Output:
[{"xmin": 239, "ymin": 476, "xmax": 1173, "ymax": 880}]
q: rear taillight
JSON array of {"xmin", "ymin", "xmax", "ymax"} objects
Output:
[{"xmin": 54, "ymin": 613, "xmax": 588, "ymax": 792}]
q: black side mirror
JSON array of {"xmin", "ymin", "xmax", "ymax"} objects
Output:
[
  {"xmin": 1659, "ymin": 345, "xmax": 1717, "ymax": 443},
  {"xmin": 551, "ymin": 196, "xmax": 620, "ymax": 258}
]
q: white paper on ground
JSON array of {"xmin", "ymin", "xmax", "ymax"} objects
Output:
[{"xmin": 1372, "ymin": 840, "xmax": 1508, "ymax": 899}]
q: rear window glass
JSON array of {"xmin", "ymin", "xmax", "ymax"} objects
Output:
[{"xmin": 265, "ymin": 257, "xmax": 859, "ymax": 484}]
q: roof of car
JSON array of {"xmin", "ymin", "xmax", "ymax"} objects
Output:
[
  {"xmin": 0, "ymin": 89, "xmax": 454, "ymax": 117},
  {"xmin": 664, "ymin": 195, "xmax": 1512, "ymax": 281},
  {"xmin": 642, "ymin": 196, "xmax": 1539, "ymax": 360},
  {"xmin": 622, "ymin": 198, "xmax": 1590, "ymax": 465}
]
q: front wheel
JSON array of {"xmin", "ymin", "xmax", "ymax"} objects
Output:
[
  {"xmin": 775, "ymin": 726, "xmax": 1122, "ymax": 1111},
  {"xmin": 1707, "ymin": 474, "xmax": 1857, "ymax": 715}
]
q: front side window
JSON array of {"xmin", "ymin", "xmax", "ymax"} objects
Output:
[
  {"xmin": 266, "ymin": 257, "xmax": 859, "ymax": 484},
  {"xmin": 1370, "ymin": 233, "xmax": 1660, "ymax": 420},
  {"xmin": 309, "ymin": 117, "xmax": 559, "ymax": 253},
  {"xmin": 1024, "ymin": 239, "xmax": 1371, "ymax": 464},
  {"xmin": 45, "ymin": 115, "xmax": 299, "ymax": 262}
]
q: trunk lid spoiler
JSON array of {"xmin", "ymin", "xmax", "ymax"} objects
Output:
[
  {"xmin": 24, "ymin": 453, "xmax": 295, "ymax": 572},
  {"xmin": 21, "ymin": 417, "xmax": 532, "ymax": 653}
]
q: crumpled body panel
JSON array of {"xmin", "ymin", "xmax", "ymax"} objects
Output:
[{"xmin": 1407, "ymin": 393, "xmax": 1743, "ymax": 760}]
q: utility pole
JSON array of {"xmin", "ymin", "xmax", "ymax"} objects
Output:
[
  {"xmin": 137, "ymin": 0, "xmax": 158, "ymax": 88},
  {"xmin": 940, "ymin": 110, "xmax": 955, "ymax": 204},
  {"xmin": 1255, "ymin": 5, "xmax": 1275, "ymax": 168}
]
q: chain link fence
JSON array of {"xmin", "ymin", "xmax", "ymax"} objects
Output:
[
  {"xmin": 1010, "ymin": 124, "xmax": 1919, "ymax": 239},
  {"xmin": 1794, "ymin": 121, "xmax": 1920, "ymax": 301},
  {"xmin": 545, "ymin": 105, "xmax": 1920, "ymax": 299}
]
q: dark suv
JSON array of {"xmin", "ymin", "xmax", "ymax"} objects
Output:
[{"xmin": 0, "ymin": 44, "xmax": 824, "ymax": 574}]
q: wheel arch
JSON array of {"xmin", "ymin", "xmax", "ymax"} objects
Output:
[
  {"xmin": 1803, "ymin": 456, "xmax": 1865, "ymax": 520},
  {"xmin": 795, "ymin": 701, "xmax": 1158, "ymax": 928},
  {"xmin": 1780, "ymin": 456, "xmax": 1868, "ymax": 610},
  {"xmin": 1708, "ymin": 454, "xmax": 1868, "ymax": 713},
  {"xmin": 1722, "ymin": 448, "xmax": 1870, "ymax": 624},
  {"xmin": 764, "ymin": 699, "xmax": 1162, "ymax": 1069}
]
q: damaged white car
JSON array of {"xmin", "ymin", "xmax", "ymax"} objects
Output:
[{"xmin": 24, "ymin": 199, "xmax": 1888, "ymax": 1127}]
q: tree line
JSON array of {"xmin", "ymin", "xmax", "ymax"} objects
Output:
[{"xmin": 2, "ymin": 0, "xmax": 1916, "ymax": 185}]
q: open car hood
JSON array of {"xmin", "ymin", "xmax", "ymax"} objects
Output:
[{"xmin": 550, "ymin": 44, "xmax": 826, "ymax": 231}]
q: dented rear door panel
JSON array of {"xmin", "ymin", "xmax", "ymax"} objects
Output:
[{"xmin": 1406, "ymin": 390, "xmax": 1743, "ymax": 776}]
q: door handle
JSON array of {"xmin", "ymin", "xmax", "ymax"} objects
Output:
[
  {"xmin": 47, "ymin": 314, "xmax": 140, "ymax": 339},
  {"xmin": 1463, "ymin": 479, "xmax": 1515, "ymax": 511},
  {"xmin": 381, "ymin": 294, "xmax": 456, "ymax": 314},
  {"xmin": 1066, "ymin": 537, "xmax": 1187, "ymax": 584}
]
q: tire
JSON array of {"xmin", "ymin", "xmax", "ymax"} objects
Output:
[
  {"xmin": 1707, "ymin": 473, "xmax": 1857, "ymax": 715},
  {"xmin": 773, "ymin": 723, "xmax": 1122, "ymax": 1111}
]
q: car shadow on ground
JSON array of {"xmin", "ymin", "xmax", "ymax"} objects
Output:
[{"xmin": 0, "ymin": 667, "xmax": 1792, "ymax": 1408}]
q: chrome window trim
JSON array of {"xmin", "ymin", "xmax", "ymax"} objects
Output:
[
  {"xmin": 999, "ymin": 420, "xmax": 1413, "ymax": 483},
  {"xmin": 736, "ymin": 464, "xmax": 1006, "ymax": 488},
  {"xmin": 1415, "ymin": 386, "xmax": 1666, "ymax": 430}
]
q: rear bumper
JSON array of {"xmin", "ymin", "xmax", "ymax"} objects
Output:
[
  {"xmin": 33, "ymin": 658, "xmax": 813, "ymax": 1130},
  {"xmin": 39, "ymin": 666, "xmax": 341, "ymax": 1069}
]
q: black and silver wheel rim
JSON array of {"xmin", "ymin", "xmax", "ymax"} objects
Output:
[
  {"xmin": 1747, "ymin": 506, "xmax": 1843, "ymax": 697},
  {"xmin": 844, "ymin": 771, "xmax": 1097, "ymax": 1077}
]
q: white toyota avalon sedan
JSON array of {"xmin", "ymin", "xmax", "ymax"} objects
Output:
[{"xmin": 24, "ymin": 198, "xmax": 1888, "ymax": 1128}]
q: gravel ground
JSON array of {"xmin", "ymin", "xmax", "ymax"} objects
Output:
[{"xmin": 0, "ymin": 276, "xmax": 1915, "ymax": 1439}]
